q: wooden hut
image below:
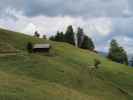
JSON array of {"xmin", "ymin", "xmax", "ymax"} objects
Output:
[{"xmin": 33, "ymin": 44, "xmax": 51, "ymax": 53}]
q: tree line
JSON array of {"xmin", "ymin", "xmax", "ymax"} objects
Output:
[
  {"xmin": 49, "ymin": 25, "xmax": 95, "ymax": 51},
  {"xmin": 32, "ymin": 25, "xmax": 129, "ymax": 66}
]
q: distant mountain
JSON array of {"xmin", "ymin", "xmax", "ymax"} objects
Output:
[
  {"xmin": 98, "ymin": 51, "xmax": 108, "ymax": 57},
  {"xmin": 128, "ymin": 54, "xmax": 133, "ymax": 67}
]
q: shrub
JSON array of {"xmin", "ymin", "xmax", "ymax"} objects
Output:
[
  {"xmin": 94, "ymin": 59, "xmax": 101, "ymax": 69},
  {"xmin": 27, "ymin": 42, "xmax": 33, "ymax": 53}
]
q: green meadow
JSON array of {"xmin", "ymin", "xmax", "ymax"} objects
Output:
[{"xmin": 0, "ymin": 28, "xmax": 133, "ymax": 100}]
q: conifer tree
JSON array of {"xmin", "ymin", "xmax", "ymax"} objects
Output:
[{"xmin": 64, "ymin": 25, "xmax": 75, "ymax": 45}]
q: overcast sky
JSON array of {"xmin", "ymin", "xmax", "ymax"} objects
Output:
[{"xmin": 0, "ymin": 0, "xmax": 133, "ymax": 54}]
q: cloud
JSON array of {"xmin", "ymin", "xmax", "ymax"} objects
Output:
[
  {"xmin": 111, "ymin": 17, "xmax": 133, "ymax": 37},
  {"xmin": 22, "ymin": 23, "xmax": 37, "ymax": 35},
  {"xmin": 0, "ymin": 12, "xmax": 112, "ymax": 37},
  {"xmin": 0, "ymin": 11, "xmax": 113, "ymax": 52},
  {"xmin": 88, "ymin": 18, "xmax": 112, "ymax": 36},
  {"xmin": 0, "ymin": 0, "xmax": 132, "ymax": 18},
  {"xmin": 113, "ymin": 36, "xmax": 133, "ymax": 54},
  {"xmin": 1, "ymin": 0, "xmax": 133, "ymax": 54}
]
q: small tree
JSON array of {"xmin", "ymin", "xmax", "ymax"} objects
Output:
[
  {"xmin": 43, "ymin": 35, "xmax": 47, "ymax": 39},
  {"xmin": 108, "ymin": 39, "xmax": 128, "ymax": 65},
  {"xmin": 27, "ymin": 42, "xmax": 33, "ymax": 53},
  {"xmin": 94, "ymin": 59, "xmax": 101, "ymax": 69},
  {"xmin": 34, "ymin": 31, "xmax": 40, "ymax": 38}
]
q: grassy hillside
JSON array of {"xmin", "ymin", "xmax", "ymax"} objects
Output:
[{"xmin": 0, "ymin": 28, "xmax": 133, "ymax": 100}]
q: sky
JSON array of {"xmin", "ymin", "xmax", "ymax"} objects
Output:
[{"xmin": 0, "ymin": 0, "xmax": 133, "ymax": 54}]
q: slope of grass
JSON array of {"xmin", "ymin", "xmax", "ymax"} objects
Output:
[
  {"xmin": 0, "ymin": 28, "xmax": 133, "ymax": 100},
  {"xmin": 0, "ymin": 42, "xmax": 17, "ymax": 53}
]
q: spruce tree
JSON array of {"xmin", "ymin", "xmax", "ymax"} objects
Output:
[
  {"xmin": 64, "ymin": 25, "xmax": 75, "ymax": 45},
  {"xmin": 81, "ymin": 35, "xmax": 95, "ymax": 51},
  {"xmin": 77, "ymin": 27, "xmax": 84, "ymax": 48},
  {"xmin": 49, "ymin": 36, "xmax": 55, "ymax": 41},
  {"xmin": 55, "ymin": 31, "xmax": 64, "ymax": 42},
  {"xmin": 49, "ymin": 31, "xmax": 64, "ymax": 42}
]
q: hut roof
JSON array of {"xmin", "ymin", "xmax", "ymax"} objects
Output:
[{"xmin": 33, "ymin": 44, "xmax": 51, "ymax": 49}]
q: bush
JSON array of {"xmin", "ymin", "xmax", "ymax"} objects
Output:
[
  {"xmin": 94, "ymin": 59, "xmax": 101, "ymax": 69},
  {"xmin": 27, "ymin": 42, "xmax": 33, "ymax": 53}
]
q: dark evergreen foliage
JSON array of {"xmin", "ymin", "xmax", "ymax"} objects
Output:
[
  {"xmin": 49, "ymin": 31, "xmax": 64, "ymax": 42},
  {"xmin": 81, "ymin": 35, "xmax": 95, "ymax": 51},
  {"xmin": 77, "ymin": 27, "xmax": 84, "ymax": 48},
  {"xmin": 34, "ymin": 31, "xmax": 40, "ymax": 38},
  {"xmin": 49, "ymin": 36, "xmax": 55, "ymax": 41},
  {"xmin": 108, "ymin": 39, "xmax": 128, "ymax": 65},
  {"xmin": 50, "ymin": 25, "xmax": 95, "ymax": 51},
  {"xmin": 27, "ymin": 42, "xmax": 33, "ymax": 53},
  {"xmin": 54, "ymin": 31, "xmax": 64, "ymax": 42},
  {"xmin": 64, "ymin": 25, "xmax": 75, "ymax": 45},
  {"xmin": 43, "ymin": 35, "xmax": 47, "ymax": 39}
]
